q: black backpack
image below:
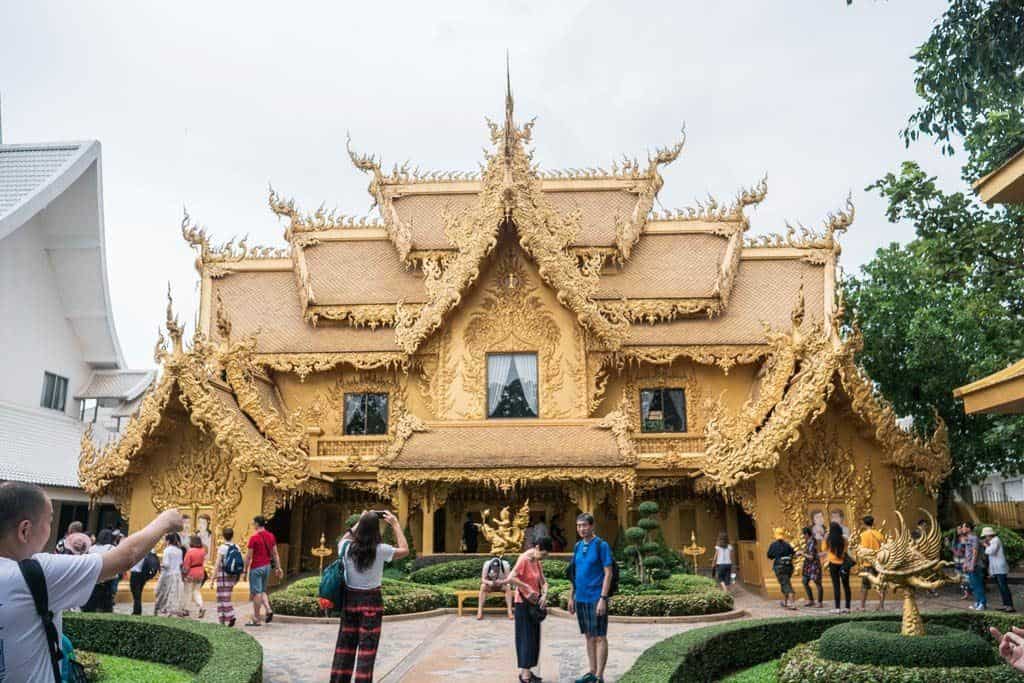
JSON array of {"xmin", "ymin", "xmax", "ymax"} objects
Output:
[
  {"xmin": 140, "ymin": 552, "xmax": 160, "ymax": 581},
  {"xmin": 566, "ymin": 539, "xmax": 620, "ymax": 598}
]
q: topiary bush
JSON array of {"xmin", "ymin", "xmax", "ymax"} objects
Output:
[
  {"xmin": 818, "ymin": 621, "xmax": 996, "ymax": 668},
  {"xmin": 63, "ymin": 613, "xmax": 262, "ymax": 683},
  {"xmin": 618, "ymin": 610, "xmax": 1024, "ymax": 683},
  {"xmin": 568, "ymin": 591, "xmax": 732, "ymax": 616},
  {"xmin": 779, "ymin": 641, "xmax": 1022, "ymax": 683}
]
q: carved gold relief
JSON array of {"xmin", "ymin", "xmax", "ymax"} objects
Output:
[
  {"xmin": 256, "ymin": 352, "xmax": 410, "ymax": 381},
  {"xmin": 459, "ymin": 245, "xmax": 570, "ymax": 419},
  {"xmin": 772, "ymin": 421, "xmax": 872, "ymax": 539},
  {"xmin": 150, "ymin": 429, "xmax": 248, "ymax": 533}
]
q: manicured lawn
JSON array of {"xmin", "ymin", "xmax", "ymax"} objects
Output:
[
  {"xmin": 721, "ymin": 659, "xmax": 779, "ymax": 682},
  {"xmin": 89, "ymin": 652, "xmax": 193, "ymax": 682}
]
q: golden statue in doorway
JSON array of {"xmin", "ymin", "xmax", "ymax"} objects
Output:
[{"xmin": 477, "ymin": 501, "xmax": 530, "ymax": 557}]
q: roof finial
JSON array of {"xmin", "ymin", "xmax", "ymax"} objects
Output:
[{"xmin": 504, "ymin": 50, "xmax": 514, "ymax": 157}]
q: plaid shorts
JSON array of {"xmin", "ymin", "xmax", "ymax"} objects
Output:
[{"xmin": 575, "ymin": 600, "xmax": 608, "ymax": 637}]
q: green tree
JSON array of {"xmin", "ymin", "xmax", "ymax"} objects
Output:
[{"xmin": 847, "ymin": 0, "xmax": 1024, "ymax": 490}]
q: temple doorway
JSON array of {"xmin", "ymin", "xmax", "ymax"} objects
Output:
[{"xmin": 433, "ymin": 507, "xmax": 446, "ymax": 553}]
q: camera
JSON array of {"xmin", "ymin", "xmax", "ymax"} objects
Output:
[{"xmin": 374, "ymin": 511, "xmax": 388, "ymax": 519}]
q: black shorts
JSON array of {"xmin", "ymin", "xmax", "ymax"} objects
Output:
[
  {"xmin": 575, "ymin": 600, "xmax": 608, "ymax": 637},
  {"xmin": 715, "ymin": 563, "xmax": 733, "ymax": 585}
]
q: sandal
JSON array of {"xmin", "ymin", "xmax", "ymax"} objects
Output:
[
  {"xmin": 265, "ymin": 612, "xmax": 274, "ymax": 623},
  {"xmin": 244, "ymin": 621, "xmax": 261, "ymax": 627},
  {"xmin": 198, "ymin": 608, "xmax": 206, "ymax": 619}
]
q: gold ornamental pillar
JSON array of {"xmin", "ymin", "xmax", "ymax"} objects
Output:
[
  {"xmin": 397, "ymin": 486, "xmax": 410, "ymax": 528},
  {"xmin": 421, "ymin": 492, "xmax": 436, "ymax": 555},
  {"xmin": 616, "ymin": 486, "xmax": 631, "ymax": 529}
]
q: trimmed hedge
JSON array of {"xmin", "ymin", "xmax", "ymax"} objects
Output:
[
  {"xmin": 63, "ymin": 612, "xmax": 262, "ymax": 683},
  {"xmin": 269, "ymin": 577, "xmax": 453, "ymax": 617},
  {"xmin": 818, "ymin": 620, "xmax": 996, "ymax": 667},
  {"xmin": 779, "ymin": 641, "xmax": 1024, "ymax": 683},
  {"xmin": 406, "ymin": 557, "xmax": 569, "ymax": 585},
  {"xmin": 618, "ymin": 610, "xmax": 1024, "ymax": 683},
  {"xmin": 558, "ymin": 590, "xmax": 732, "ymax": 617}
]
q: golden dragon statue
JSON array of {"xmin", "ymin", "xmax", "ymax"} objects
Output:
[{"xmin": 855, "ymin": 509, "xmax": 955, "ymax": 636}]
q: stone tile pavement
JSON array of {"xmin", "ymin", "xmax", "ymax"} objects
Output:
[{"xmin": 114, "ymin": 582, "xmax": 1009, "ymax": 682}]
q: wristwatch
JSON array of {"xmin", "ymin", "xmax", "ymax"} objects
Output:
[{"xmin": 600, "ymin": 595, "xmax": 608, "ymax": 600}]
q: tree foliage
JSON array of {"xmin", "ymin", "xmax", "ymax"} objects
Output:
[{"xmin": 845, "ymin": 0, "xmax": 1024, "ymax": 489}]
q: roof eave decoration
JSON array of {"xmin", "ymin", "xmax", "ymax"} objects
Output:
[
  {"xmin": 744, "ymin": 193, "xmax": 853, "ymax": 254},
  {"xmin": 613, "ymin": 130, "xmax": 686, "ymax": 261},
  {"xmin": 376, "ymin": 466, "xmax": 637, "ymax": 495},
  {"xmin": 346, "ymin": 137, "xmax": 415, "ymax": 261},
  {"xmin": 699, "ymin": 306, "xmax": 950, "ymax": 495},
  {"xmin": 181, "ymin": 209, "xmax": 288, "ymax": 278},
  {"xmin": 79, "ymin": 292, "xmax": 312, "ymax": 499},
  {"xmin": 836, "ymin": 327, "xmax": 951, "ymax": 494},
  {"xmin": 216, "ymin": 295, "xmax": 312, "ymax": 471}
]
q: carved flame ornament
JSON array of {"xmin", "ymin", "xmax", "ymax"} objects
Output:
[{"xmin": 856, "ymin": 509, "xmax": 954, "ymax": 636}]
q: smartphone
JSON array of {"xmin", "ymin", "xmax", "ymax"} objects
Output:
[{"xmin": 374, "ymin": 511, "xmax": 388, "ymax": 519}]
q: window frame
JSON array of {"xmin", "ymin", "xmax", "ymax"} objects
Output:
[
  {"xmin": 485, "ymin": 351, "xmax": 540, "ymax": 419},
  {"xmin": 342, "ymin": 392, "xmax": 390, "ymax": 436},
  {"xmin": 40, "ymin": 372, "xmax": 69, "ymax": 412},
  {"xmin": 639, "ymin": 386, "xmax": 687, "ymax": 433},
  {"xmin": 80, "ymin": 398, "xmax": 98, "ymax": 423}
]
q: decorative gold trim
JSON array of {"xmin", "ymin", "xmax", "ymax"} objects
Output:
[
  {"xmin": 614, "ymin": 131, "xmax": 686, "ymax": 260},
  {"xmin": 599, "ymin": 298, "xmax": 720, "ymax": 323},
  {"xmin": 650, "ymin": 176, "xmax": 767, "ymax": 232},
  {"xmin": 606, "ymin": 345, "xmax": 768, "ymax": 374},
  {"xmin": 377, "ymin": 466, "xmax": 637, "ymax": 495},
  {"xmin": 181, "ymin": 209, "xmax": 288, "ymax": 277},
  {"xmin": 255, "ymin": 353, "xmax": 411, "ymax": 381},
  {"xmin": 306, "ymin": 304, "xmax": 400, "ymax": 328},
  {"xmin": 269, "ymin": 185, "xmax": 382, "ymax": 235},
  {"xmin": 744, "ymin": 194, "xmax": 853, "ymax": 254},
  {"xmin": 347, "ymin": 136, "xmax": 415, "ymax": 261}
]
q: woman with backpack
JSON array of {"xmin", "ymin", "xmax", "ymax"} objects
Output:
[
  {"xmin": 214, "ymin": 527, "xmax": 244, "ymax": 626},
  {"xmin": 330, "ymin": 511, "xmax": 409, "ymax": 683}
]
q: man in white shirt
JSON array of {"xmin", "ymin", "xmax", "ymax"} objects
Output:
[{"xmin": 0, "ymin": 482, "xmax": 183, "ymax": 682}]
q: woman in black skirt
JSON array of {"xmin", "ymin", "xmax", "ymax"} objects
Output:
[{"xmin": 504, "ymin": 536, "xmax": 552, "ymax": 683}]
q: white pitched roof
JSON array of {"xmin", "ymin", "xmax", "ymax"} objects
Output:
[
  {"xmin": 0, "ymin": 400, "xmax": 85, "ymax": 488},
  {"xmin": 76, "ymin": 370, "xmax": 155, "ymax": 401},
  {"xmin": 0, "ymin": 140, "xmax": 125, "ymax": 369}
]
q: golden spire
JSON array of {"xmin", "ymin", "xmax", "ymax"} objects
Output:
[
  {"xmin": 165, "ymin": 283, "xmax": 184, "ymax": 353},
  {"xmin": 504, "ymin": 50, "xmax": 514, "ymax": 159}
]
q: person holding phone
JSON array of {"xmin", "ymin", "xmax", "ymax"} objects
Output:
[{"xmin": 330, "ymin": 511, "xmax": 409, "ymax": 683}]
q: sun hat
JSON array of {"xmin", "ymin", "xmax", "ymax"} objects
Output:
[{"xmin": 981, "ymin": 527, "xmax": 997, "ymax": 538}]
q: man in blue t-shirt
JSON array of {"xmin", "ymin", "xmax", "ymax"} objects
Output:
[{"xmin": 567, "ymin": 512, "xmax": 614, "ymax": 683}]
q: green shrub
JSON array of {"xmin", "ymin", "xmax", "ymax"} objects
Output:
[
  {"xmin": 778, "ymin": 641, "xmax": 1023, "ymax": 683},
  {"xmin": 63, "ymin": 613, "xmax": 261, "ymax": 683},
  {"xmin": 598, "ymin": 591, "xmax": 733, "ymax": 616},
  {"xmin": 406, "ymin": 557, "xmax": 568, "ymax": 585},
  {"xmin": 818, "ymin": 620, "xmax": 996, "ymax": 667},
  {"xmin": 270, "ymin": 576, "xmax": 452, "ymax": 617},
  {"xmin": 943, "ymin": 524, "xmax": 1024, "ymax": 567},
  {"xmin": 638, "ymin": 501, "xmax": 659, "ymax": 516},
  {"xmin": 618, "ymin": 611, "xmax": 1024, "ymax": 683},
  {"xmin": 721, "ymin": 660, "xmax": 780, "ymax": 683},
  {"xmin": 89, "ymin": 652, "xmax": 193, "ymax": 683}
]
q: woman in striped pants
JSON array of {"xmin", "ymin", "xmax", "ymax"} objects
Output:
[
  {"xmin": 214, "ymin": 527, "xmax": 240, "ymax": 627},
  {"xmin": 331, "ymin": 511, "xmax": 409, "ymax": 683}
]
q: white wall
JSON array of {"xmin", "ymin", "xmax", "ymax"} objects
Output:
[{"xmin": 0, "ymin": 186, "xmax": 93, "ymax": 418}]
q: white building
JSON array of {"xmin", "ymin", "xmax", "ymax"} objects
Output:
[{"xmin": 0, "ymin": 140, "xmax": 152, "ymax": 544}]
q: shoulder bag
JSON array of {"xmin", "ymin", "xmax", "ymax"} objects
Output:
[{"xmin": 19, "ymin": 559, "xmax": 88, "ymax": 683}]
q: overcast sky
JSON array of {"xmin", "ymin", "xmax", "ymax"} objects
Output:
[{"xmin": 1, "ymin": 1, "xmax": 965, "ymax": 370}]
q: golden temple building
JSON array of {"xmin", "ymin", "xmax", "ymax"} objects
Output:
[{"xmin": 79, "ymin": 85, "xmax": 951, "ymax": 595}]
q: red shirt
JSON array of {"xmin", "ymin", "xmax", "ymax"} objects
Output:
[
  {"xmin": 183, "ymin": 547, "xmax": 207, "ymax": 582},
  {"xmin": 512, "ymin": 552, "xmax": 545, "ymax": 604},
  {"xmin": 247, "ymin": 529, "xmax": 276, "ymax": 569}
]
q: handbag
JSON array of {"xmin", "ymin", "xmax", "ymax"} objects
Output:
[
  {"xmin": 526, "ymin": 601, "xmax": 547, "ymax": 623},
  {"xmin": 318, "ymin": 540, "xmax": 350, "ymax": 611}
]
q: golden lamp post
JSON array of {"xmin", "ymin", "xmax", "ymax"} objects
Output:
[
  {"xmin": 311, "ymin": 533, "xmax": 333, "ymax": 576},
  {"xmin": 682, "ymin": 530, "xmax": 706, "ymax": 575}
]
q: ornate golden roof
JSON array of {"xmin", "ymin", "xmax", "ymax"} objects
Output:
[{"xmin": 78, "ymin": 293, "xmax": 313, "ymax": 499}]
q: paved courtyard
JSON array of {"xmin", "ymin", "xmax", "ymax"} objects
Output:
[{"xmin": 115, "ymin": 584, "xmax": 998, "ymax": 682}]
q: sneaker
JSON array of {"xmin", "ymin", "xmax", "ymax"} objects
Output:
[
  {"xmin": 829, "ymin": 608, "xmax": 842, "ymax": 614},
  {"xmin": 574, "ymin": 675, "xmax": 597, "ymax": 683}
]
